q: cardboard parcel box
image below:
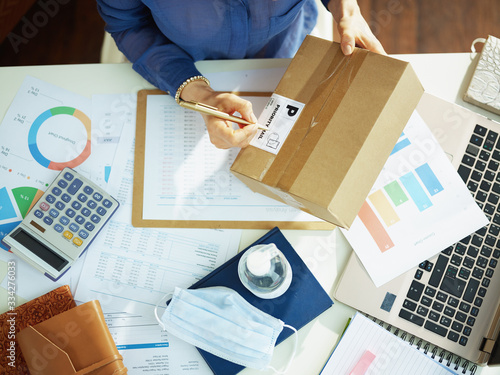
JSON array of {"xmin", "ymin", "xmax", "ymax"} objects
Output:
[{"xmin": 230, "ymin": 36, "xmax": 424, "ymax": 228}]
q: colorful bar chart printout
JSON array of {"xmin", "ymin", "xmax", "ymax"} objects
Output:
[
  {"xmin": 357, "ymin": 162, "xmax": 445, "ymax": 253},
  {"xmin": 341, "ymin": 110, "xmax": 489, "ymax": 287}
]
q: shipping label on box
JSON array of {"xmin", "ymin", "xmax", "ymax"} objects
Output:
[{"xmin": 251, "ymin": 94, "xmax": 305, "ymax": 155}]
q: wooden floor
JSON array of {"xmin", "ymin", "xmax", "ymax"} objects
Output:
[{"xmin": 0, "ymin": 0, "xmax": 498, "ymax": 66}]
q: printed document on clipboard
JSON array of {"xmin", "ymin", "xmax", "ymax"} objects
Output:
[{"xmin": 132, "ymin": 89, "xmax": 332, "ymax": 230}]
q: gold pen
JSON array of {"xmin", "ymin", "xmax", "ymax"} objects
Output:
[{"xmin": 179, "ymin": 100, "xmax": 268, "ymax": 131}]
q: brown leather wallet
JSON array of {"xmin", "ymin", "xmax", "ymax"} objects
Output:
[
  {"xmin": 18, "ymin": 300, "xmax": 127, "ymax": 375},
  {"xmin": 0, "ymin": 284, "xmax": 76, "ymax": 375}
]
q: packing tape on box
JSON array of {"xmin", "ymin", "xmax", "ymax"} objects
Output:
[
  {"xmin": 254, "ymin": 52, "xmax": 348, "ymax": 186},
  {"xmin": 264, "ymin": 185, "xmax": 305, "ymax": 209},
  {"xmin": 270, "ymin": 51, "xmax": 366, "ymax": 193}
]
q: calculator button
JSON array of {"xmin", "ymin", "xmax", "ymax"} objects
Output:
[
  {"xmin": 102, "ymin": 199, "xmax": 113, "ymax": 208},
  {"xmin": 63, "ymin": 171, "xmax": 74, "ymax": 181},
  {"xmin": 49, "ymin": 209, "xmax": 59, "ymax": 218},
  {"xmin": 43, "ymin": 217, "xmax": 53, "ymax": 225},
  {"xmin": 69, "ymin": 223, "xmax": 79, "ymax": 233},
  {"xmin": 84, "ymin": 222, "xmax": 95, "ymax": 231},
  {"xmin": 40, "ymin": 202, "xmax": 50, "ymax": 211},
  {"xmin": 79, "ymin": 230, "xmax": 89, "ymax": 239},
  {"xmin": 63, "ymin": 230, "xmax": 73, "ymax": 239},
  {"xmin": 34, "ymin": 210, "xmax": 44, "ymax": 218},
  {"xmin": 87, "ymin": 200, "xmax": 97, "ymax": 209},
  {"xmin": 71, "ymin": 201, "xmax": 82, "ymax": 210},
  {"xmin": 93, "ymin": 192, "xmax": 103, "ymax": 201},
  {"xmin": 52, "ymin": 187, "xmax": 62, "ymax": 196},
  {"xmin": 78, "ymin": 193, "xmax": 88, "ymax": 203},
  {"xmin": 96, "ymin": 207, "xmax": 107, "ymax": 216},
  {"xmin": 55, "ymin": 201, "xmax": 65, "ymax": 210},
  {"xmin": 81, "ymin": 208, "xmax": 91, "ymax": 217},
  {"xmin": 61, "ymin": 193, "xmax": 71, "ymax": 203},
  {"xmin": 65, "ymin": 208, "xmax": 76, "ymax": 218},
  {"xmin": 59, "ymin": 216, "xmax": 70, "ymax": 226},
  {"xmin": 67, "ymin": 178, "xmax": 83, "ymax": 195},
  {"xmin": 83, "ymin": 186, "xmax": 94, "ymax": 195},
  {"xmin": 58, "ymin": 179, "xmax": 68, "ymax": 189},
  {"xmin": 54, "ymin": 224, "xmax": 64, "ymax": 233},
  {"xmin": 90, "ymin": 214, "xmax": 101, "ymax": 224},
  {"xmin": 75, "ymin": 215, "xmax": 85, "ymax": 224},
  {"xmin": 73, "ymin": 237, "xmax": 83, "ymax": 246},
  {"xmin": 46, "ymin": 194, "xmax": 56, "ymax": 204}
]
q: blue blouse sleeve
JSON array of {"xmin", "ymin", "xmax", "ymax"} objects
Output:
[{"xmin": 97, "ymin": 0, "xmax": 202, "ymax": 96}]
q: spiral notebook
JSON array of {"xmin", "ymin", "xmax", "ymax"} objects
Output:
[{"xmin": 321, "ymin": 312, "xmax": 462, "ymax": 374}]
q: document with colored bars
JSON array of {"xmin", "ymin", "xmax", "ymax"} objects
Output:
[{"xmin": 341, "ymin": 111, "xmax": 488, "ymax": 287}]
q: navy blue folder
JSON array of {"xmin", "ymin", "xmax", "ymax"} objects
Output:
[{"xmin": 189, "ymin": 227, "xmax": 334, "ymax": 375}]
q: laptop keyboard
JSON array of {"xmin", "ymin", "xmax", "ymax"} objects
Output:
[{"xmin": 399, "ymin": 124, "xmax": 500, "ymax": 347}]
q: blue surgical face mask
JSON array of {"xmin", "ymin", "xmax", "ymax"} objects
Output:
[{"xmin": 154, "ymin": 286, "xmax": 297, "ymax": 372}]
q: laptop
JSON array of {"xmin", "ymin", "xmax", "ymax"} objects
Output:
[{"xmin": 334, "ymin": 92, "xmax": 500, "ymax": 366}]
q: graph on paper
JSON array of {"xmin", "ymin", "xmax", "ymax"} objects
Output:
[
  {"xmin": 0, "ymin": 77, "xmax": 129, "ymax": 249},
  {"xmin": 359, "ymin": 161, "xmax": 444, "ymax": 253},
  {"xmin": 0, "ymin": 77, "xmax": 91, "ymax": 248},
  {"xmin": 341, "ymin": 111, "xmax": 487, "ymax": 287}
]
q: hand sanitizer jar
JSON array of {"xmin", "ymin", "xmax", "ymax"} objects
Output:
[{"xmin": 238, "ymin": 243, "xmax": 293, "ymax": 299}]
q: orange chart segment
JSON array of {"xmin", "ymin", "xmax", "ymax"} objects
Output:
[
  {"xmin": 28, "ymin": 189, "xmax": 45, "ymax": 213},
  {"xmin": 358, "ymin": 201, "xmax": 395, "ymax": 253},
  {"xmin": 12, "ymin": 186, "xmax": 44, "ymax": 218}
]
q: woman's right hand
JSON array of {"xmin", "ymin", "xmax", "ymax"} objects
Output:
[{"xmin": 180, "ymin": 80, "xmax": 259, "ymax": 149}]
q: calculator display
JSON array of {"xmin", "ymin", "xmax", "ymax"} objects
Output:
[{"xmin": 10, "ymin": 228, "xmax": 68, "ymax": 271}]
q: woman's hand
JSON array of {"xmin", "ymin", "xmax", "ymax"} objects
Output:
[
  {"xmin": 180, "ymin": 80, "xmax": 259, "ymax": 149},
  {"xmin": 328, "ymin": 0, "xmax": 386, "ymax": 56}
]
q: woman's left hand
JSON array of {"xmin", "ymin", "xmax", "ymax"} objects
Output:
[{"xmin": 328, "ymin": 0, "xmax": 386, "ymax": 56}]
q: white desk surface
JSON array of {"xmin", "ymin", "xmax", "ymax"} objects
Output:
[{"xmin": 1, "ymin": 53, "xmax": 499, "ymax": 375}]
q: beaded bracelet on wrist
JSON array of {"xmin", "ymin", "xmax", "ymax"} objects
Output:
[{"xmin": 175, "ymin": 76, "xmax": 210, "ymax": 104}]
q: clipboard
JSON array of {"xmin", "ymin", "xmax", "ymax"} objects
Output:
[{"xmin": 132, "ymin": 89, "xmax": 334, "ymax": 230}]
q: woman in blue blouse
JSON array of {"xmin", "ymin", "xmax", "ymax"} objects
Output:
[{"xmin": 97, "ymin": 0, "xmax": 385, "ymax": 149}]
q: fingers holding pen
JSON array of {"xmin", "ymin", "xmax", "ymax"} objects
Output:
[
  {"xmin": 205, "ymin": 116, "xmax": 259, "ymax": 149},
  {"xmin": 180, "ymin": 81, "xmax": 260, "ymax": 149}
]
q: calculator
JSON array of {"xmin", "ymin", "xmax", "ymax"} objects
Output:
[{"xmin": 2, "ymin": 168, "xmax": 119, "ymax": 281}]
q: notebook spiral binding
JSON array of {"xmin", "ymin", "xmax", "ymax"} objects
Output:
[{"xmin": 365, "ymin": 314, "xmax": 480, "ymax": 375}]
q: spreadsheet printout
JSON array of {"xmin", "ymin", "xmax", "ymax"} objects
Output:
[
  {"xmin": 142, "ymin": 94, "xmax": 320, "ymax": 223},
  {"xmin": 105, "ymin": 311, "xmax": 213, "ymax": 374}
]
